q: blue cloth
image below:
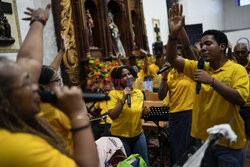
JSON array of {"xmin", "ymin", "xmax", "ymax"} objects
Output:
[
  {"xmin": 239, "ymin": 106, "xmax": 250, "ymax": 138},
  {"xmin": 118, "ymin": 131, "xmax": 149, "ymax": 167},
  {"xmin": 168, "ymin": 109, "xmax": 193, "ymax": 167},
  {"xmin": 193, "ymin": 139, "xmax": 246, "ymax": 167}
]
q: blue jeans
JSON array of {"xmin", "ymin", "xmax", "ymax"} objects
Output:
[
  {"xmin": 193, "ymin": 139, "xmax": 246, "ymax": 167},
  {"xmin": 239, "ymin": 106, "xmax": 250, "ymax": 138},
  {"xmin": 118, "ymin": 132, "xmax": 149, "ymax": 167},
  {"xmin": 168, "ymin": 110, "xmax": 194, "ymax": 167}
]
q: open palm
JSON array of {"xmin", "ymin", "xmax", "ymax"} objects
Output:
[{"xmin": 168, "ymin": 3, "xmax": 185, "ymax": 37}]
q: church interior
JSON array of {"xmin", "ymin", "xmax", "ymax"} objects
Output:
[{"xmin": 0, "ymin": 0, "xmax": 250, "ymax": 166}]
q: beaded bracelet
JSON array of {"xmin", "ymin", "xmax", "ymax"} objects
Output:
[
  {"xmin": 70, "ymin": 123, "xmax": 90, "ymax": 132},
  {"xmin": 30, "ymin": 16, "xmax": 47, "ymax": 26}
]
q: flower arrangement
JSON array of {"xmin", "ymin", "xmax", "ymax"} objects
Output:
[{"xmin": 87, "ymin": 59, "xmax": 119, "ymax": 92}]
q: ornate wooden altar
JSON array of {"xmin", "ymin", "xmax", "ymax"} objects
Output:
[{"xmin": 51, "ymin": 0, "xmax": 148, "ymax": 88}]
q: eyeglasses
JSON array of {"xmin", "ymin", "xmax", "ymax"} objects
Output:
[
  {"xmin": 50, "ymin": 77, "xmax": 61, "ymax": 83},
  {"xmin": 234, "ymin": 50, "xmax": 248, "ymax": 55},
  {"xmin": 9, "ymin": 74, "xmax": 33, "ymax": 90}
]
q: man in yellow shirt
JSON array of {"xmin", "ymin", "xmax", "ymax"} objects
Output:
[
  {"xmin": 234, "ymin": 42, "xmax": 250, "ymax": 139},
  {"xmin": 166, "ymin": 3, "xmax": 249, "ymax": 166},
  {"xmin": 91, "ymin": 88, "xmax": 113, "ymax": 140}
]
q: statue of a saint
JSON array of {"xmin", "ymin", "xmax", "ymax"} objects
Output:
[
  {"xmin": 108, "ymin": 11, "xmax": 126, "ymax": 58},
  {"xmin": 0, "ymin": 15, "xmax": 15, "ymax": 46},
  {"xmin": 86, "ymin": 9, "xmax": 94, "ymax": 47}
]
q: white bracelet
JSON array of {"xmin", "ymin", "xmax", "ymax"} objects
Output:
[{"xmin": 71, "ymin": 114, "xmax": 89, "ymax": 121}]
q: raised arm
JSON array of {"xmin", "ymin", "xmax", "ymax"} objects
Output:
[
  {"xmin": 50, "ymin": 40, "xmax": 65, "ymax": 71},
  {"xmin": 166, "ymin": 3, "xmax": 185, "ymax": 73},
  {"xmin": 179, "ymin": 27, "xmax": 197, "ymax": 60},
  {"xmin": 140, "ymin": 49, "xmax": 149, "ymax": 75},
  {"xmin": 17, "ymin": 4, "xmax": 51, "ymax": 83}
]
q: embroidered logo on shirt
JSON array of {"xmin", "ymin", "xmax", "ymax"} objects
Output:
[{"xmin": 221, "ymin": 77, "xmax": 232, "ymax": 84}]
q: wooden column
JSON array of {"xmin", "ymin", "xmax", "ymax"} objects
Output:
[{"xmin": 105, "ymin": 0, "xmax": 113, "ymax": 57}]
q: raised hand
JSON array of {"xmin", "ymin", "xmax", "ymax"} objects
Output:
[
  {"xmin": 169, "ymin": 3, "xmax": 185, "ymax": 38},
  {"xmin": 22, "ymin": 3, "xmax": 51, "ymax": 21}
]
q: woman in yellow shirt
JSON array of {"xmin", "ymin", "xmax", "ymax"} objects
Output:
[
  {"xmin": 0, "ymin": 5, "xmax": 98, "ymax": 167},
  {"xmin": 107, "ymin": 65, "xmax": 150, "ymax": 166},
  {"xmin": 38, "ymin": 65, "xmax": 73, "ymax": 155}
]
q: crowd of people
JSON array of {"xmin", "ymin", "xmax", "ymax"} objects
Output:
[{"xmin": 0, "ymin": 2, "xmax": 249, "ymax": 167}]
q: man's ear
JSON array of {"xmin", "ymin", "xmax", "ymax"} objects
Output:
[{"xmin": 220, "ymin": 43, "xmax": 226, "ymax": 52}]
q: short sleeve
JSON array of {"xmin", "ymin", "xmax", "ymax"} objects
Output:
[
  {"xmin": 183, "ymin": 59, "xmax": 197, "ymax": 79},
  {"xmin": 232, "ymin": 65, "xmax": 249, "ymax": 103},
  {"xmin": 94, "ymin": 101, "xmax": 101, "ymax": 109},
  {"xmin": 107, "ymin": 90, "xmax": 119, "ymax": 111}
]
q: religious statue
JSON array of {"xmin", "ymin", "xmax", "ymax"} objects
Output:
[
  {"xmin": 108, "ymin": 11, "xmax": 126, "ymax": 58},
  {"xmin": 86, "ymin": 9, "xmax": 94, "ymax": 47},
  {"xmin": 0, "ymin": 15, "xmax": 15, "ymax": 46}
]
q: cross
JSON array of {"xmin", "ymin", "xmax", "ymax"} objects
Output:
[
  {"xmin": 0, "ymin": 0, "xmax": 12, "ymax": 16},
  {"xmin": 154, "ymin": 24, "xmax": 161, "ymax": 41}
]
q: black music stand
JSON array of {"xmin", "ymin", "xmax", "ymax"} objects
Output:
[{"xmin": 142, "ymin": 106, "xmax": 169, "ymax": 167}]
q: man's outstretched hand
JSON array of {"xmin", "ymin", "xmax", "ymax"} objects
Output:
[
  {"xmin": 22, "ymin": 3, "xmax": 51, "ymax": 21},
  {"xmin": 168, "ymin": 3, "xmax": 185, "ymax": 38}
]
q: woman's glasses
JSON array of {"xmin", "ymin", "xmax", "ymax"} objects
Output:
[{"xmin": 50, "ymin": 77, "xmax": 61, "ymax": 83}]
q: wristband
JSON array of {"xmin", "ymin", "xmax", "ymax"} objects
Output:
[
  {"xmin": 168, "ymin": 35, "xmax": 178, "ymax": 41},
  {"xmin": 70, "ymin": 123, "xmax": 90, "ymax": 132},
  {"xmin": 209, "ymin": 78, "xmax": 215, "ymax": 87},
  {"xmin": 162, "ymin": 78, "xmax": 168, "ymax": 81},
  {"xmin": 71, "ymin": 114, "xmax": 89, "ymax": 121},
  {"xmin": 30, "ymin": 16, "xmax": 47, "ymax": 26}
]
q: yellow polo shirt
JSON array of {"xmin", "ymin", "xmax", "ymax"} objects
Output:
[
  {"xmin": 184, "ymin": 59, "xmax": 249, "ymax": 149},
  {"xmin": 107, "ymin": 89, "xmax": 144, "ymax": 137},
  {"xmin": 167, "ymin": 69, "xmax": 195, "ymax": 113},
  {"xmin": 244, "ymin": 62, "xmax": 250, "ymax": 107},
  {"xmin": 0, "ymin": 129, "xmax": 75, "ymax": 167},
  {"xmin": 94, "ymin": 101, "xmax": 112, "ymax": 124},
  {"xmin": 163, "ymin": 92, "xmax": 170, "ymax": 106},
  {"xmin": 38, "ymin": 103, "xmax": 73, "ymax": 155}
]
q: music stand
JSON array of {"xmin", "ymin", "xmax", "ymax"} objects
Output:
[{"xmin": 142, "ymin": 106, "xmax": 169, "ymax": 167}]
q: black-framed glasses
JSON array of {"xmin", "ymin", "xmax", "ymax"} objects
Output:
[
  {"xmin": 50, "ymin": 77, "xmax": 61, "ymax": 83},
  {"xmin": 9, "ymin": 74, "xmax": 33, "ymax": 91}
]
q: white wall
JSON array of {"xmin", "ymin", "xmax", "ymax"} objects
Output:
[
  {"xmin": 223, "ymin": 0, "xmax": 250, "ymax": 30},
  {"xmin": 179, "ymin": 0, "xmax": 224, "ymax": 31},
  {"xmin": 0, "ymin": 0, "xmax": 57, "ymax": 65},
  {"xmin": 143, "ymin": 0, "xmax": 169, "ymax": 54},
  {"xmin": 225, "ymin": 28, "xmax": 250, "ymax": 49}
]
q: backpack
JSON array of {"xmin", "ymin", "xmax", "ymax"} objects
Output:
[{"xmin": 117, "ymin": 154, "xmax": 147, "ymax": 167}]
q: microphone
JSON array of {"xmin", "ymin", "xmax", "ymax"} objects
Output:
[
  {"xmin": 157, "ymin": 65, "xmax": 171, "ymax": 75},
  {"xmin": 196, "ymin": 59, "xmax": 204, "ymax": 94},
  {"xmin": 126, "ymin": 87, "xmax": 131, "ymax": 108},
  {"xmin": 40, "ymin": 90, "xmax": 110, "ymax": 104}
]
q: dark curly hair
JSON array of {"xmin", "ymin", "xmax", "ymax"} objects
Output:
[
  {"xmin": 111, "ymin": 65, "xmax": 137, "ymax": 89},
  {"xmin": 202, "ymin": 29, "xmax": 228, "ymax": 54},
  {"xmin": 39, "ymin": 65, "xmax": 56, "ymax": 85}
]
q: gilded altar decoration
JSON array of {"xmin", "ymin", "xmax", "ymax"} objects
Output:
[{"xmin": 60, "ymin": 0, "xmax": 80, "ymax": 85}]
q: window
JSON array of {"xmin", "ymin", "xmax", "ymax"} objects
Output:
[{"xmin": 235, "ymin": 0, "xmax": 250, "ymax": 6}]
